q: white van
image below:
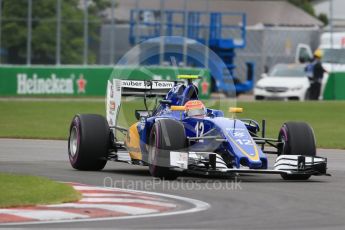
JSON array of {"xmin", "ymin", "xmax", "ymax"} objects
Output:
[{"xmin": 296, "ymin": 32, "xmax": 345, "ymax": 98}]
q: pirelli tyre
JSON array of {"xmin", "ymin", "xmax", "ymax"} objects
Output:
[
  {"xmin": 278, "ymin": 121, "xmax": 316, "ymax": 180},
  {"xmin": 148, "ymin": 119, "xmax": 187, "ymax": 180},
  {"xmin": 68, "ymin": 114, "xmax": 110, "ymax": 171}
]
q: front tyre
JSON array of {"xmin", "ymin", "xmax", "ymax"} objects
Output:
[
  {"xmin": 278, "ymin": 122, "xmax": 316, "ymax": 180},
  {"xmin": 68, "ymin": 114, "xmax": 109, "ymax": 171},
  {"xmin": 148, "ymin": 119, "xmax": 187, "ymax": 180}
]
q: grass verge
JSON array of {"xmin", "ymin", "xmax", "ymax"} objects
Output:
[
  {"xmin": 236, "ymin": 101, "xmax": 345, "ymax": 149},
  {"xmin": 0, "ymin": 100, "xmax": 344, "ymax": 149},
  {"xmin": 0, "ymin": 173, "xmax": 81, "ymax": 208}
]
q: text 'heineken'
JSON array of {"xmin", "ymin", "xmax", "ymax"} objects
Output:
[{"xmin": 17, "ymin": 74, "xmax": 74, "ymax": 94}]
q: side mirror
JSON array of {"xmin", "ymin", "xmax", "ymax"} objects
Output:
[
  {"xmin": 229, "ymin": 107, "xmax": 244, "ymax": 113},
  {"xmin": 296, "ymin": 43, "xmax": 312, "ymax": 64},
  {"xmin": 170, "ymin": 106, "xmax": 186, "ymax": 111},
  {"xmin": 229, "ymin": 107, "xmax": 243, "ymax": 119}
]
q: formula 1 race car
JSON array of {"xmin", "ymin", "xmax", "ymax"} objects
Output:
[{"xmin": 68, "ymin": 75, "xmax": 329, "ymax": 180}]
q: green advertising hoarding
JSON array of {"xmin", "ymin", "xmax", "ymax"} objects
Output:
[
  {"xmin": 0, "ymin": 65, "xmax": 211, "ymax": 98},
  {"xmin": 323, "ymin": 72, "xmax": 345, "ymax": 100}
]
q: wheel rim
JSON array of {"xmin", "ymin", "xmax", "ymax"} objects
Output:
[
  {"xmin": 280, "ymin": 138, "xmax": 286, "ymax": 155},
  {"xmin": 149, "ymin": 131, "xmax": 157, "ymax": 165},
  {"xmin": 69, "ymin": 126, "xmax": 78, "ymax": 158},
  {"xmin": 278, "ymin": 127, "xmax": 287, "ymax": 155}
]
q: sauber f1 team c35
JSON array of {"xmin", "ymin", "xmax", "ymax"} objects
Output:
[{"xmin": 68, "ymin": 75, "xmax": 329, "ymax": 180}]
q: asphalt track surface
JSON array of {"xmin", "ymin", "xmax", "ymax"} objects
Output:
[{"xmin": 0, "ymin": 139, "xmax": 345, "ymax": 229}]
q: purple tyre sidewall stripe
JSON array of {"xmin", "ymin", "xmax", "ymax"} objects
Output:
[{"xmin": 280, "ymin": 125, "xmax": 288, "ymax": 142}]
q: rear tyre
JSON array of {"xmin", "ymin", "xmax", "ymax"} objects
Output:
[
  {"xmin": 148, "ymin": 119, "xmax": 187, "ymax": 180},
  {"xmin": 68, "ymin": 114, "xmax": 109, "ymax": 171},
  {"xmin": 278, "ymin": 122, "xmax": 316, "ymax": 180}
]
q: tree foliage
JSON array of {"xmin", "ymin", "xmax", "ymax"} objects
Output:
[
  {"xmin": 317, "ymin": 13, "xmax": 328, "ymax": 26},
  {"xmin": 288, "ymin": 0, "xmax": 328, "ymax": 26},
  {"xmin": 1, "ymin": 0, "xmax": 110, "ymax": 64},
  {"xmin": 289, "ymin": 0, "xmax": 315, "ymax": 16}
]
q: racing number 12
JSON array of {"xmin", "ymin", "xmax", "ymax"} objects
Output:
[
  {"xmin": 234, "ymin": 131, "xmax": 253, "ymax": 146},
  {"xmin": 195, "ymin": 122, "xmax": 204, "ymax": 137}
]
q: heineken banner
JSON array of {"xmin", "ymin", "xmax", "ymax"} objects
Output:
[
  {"xmin": 323, "ymin": 72, "xmax": 345, "ymax": 100},
  {"xmin": 0, "ymin": 66, "xmax": 211, "ymax": 98}
]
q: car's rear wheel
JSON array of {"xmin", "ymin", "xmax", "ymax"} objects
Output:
[
  {"xmin": 278, "ymin": 122, "xmax": 316, "ymax": 180},
  {"xmin": 148, "ymin": 119, "xmax": 187, "ymax": 180},
  {"xmin": 68, "ymin": 114, "xmax": 109, "ymax": 171}
]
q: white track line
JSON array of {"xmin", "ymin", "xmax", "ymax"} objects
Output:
[
  {"xmin": 0, "ymin": 210, "xmax": 87, "ymax": 221},
  {"xmin": 46, "ymin": 203, "xmax": 157, "ymax": 215},
  {"xmin": 82, "ymin": 193, "xmax": 161, "ymax": 201},
  {"xmin": 72, "ymin": 186, "xmax": 120, "ymax": 191},
  {"xmin": 1, "ymin": 185, "xmax": 210, "ymax": 226},
  {"xmin": 79, "ymin": 198, "xmax": 176, "ymax": 207}
]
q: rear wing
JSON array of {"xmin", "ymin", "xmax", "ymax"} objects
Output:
[
  {"xmin": 106, "ymin": 79, "xmax": 177, "ymax": 127},
  {"xmin": 121, "ymin": 80, "xmax": 175, "ymax": 96}
]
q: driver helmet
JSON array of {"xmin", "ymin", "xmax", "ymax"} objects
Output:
[{"xmin": 185, "ymin": 100, "xmax": 206, "ymax": 117}]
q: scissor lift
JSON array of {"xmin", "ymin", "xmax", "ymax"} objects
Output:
[{"xmin": 129, "ymin": 9, "xmax": 255, "ymax": 95}]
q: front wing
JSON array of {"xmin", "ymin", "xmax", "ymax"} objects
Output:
[{"xmin": 169, "ymin": 151, "xmax": 329, "ymax": 177}]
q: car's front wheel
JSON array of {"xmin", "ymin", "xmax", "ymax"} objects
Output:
[
  {"xmin": 148, "ymin": 119, "xmax": 187, "ymax": 180},
  {"xmin": 278, "ymin": 121, "xmax": 316, "ymax": 180},
  {"xmin": 68, "ymin": 114, "xmax": 110, "ymax": 171}
]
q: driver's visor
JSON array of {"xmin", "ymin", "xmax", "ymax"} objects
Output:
[{"xmin": 187, "ymin": 108, "xmax": 206, "ymax": 117}]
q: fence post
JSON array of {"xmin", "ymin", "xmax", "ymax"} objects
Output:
[
  {"xmin": 159, "ymin": 0, "xmax": 165, "ymax": 65},
  {"xmin": 27, "ymin": 0, "xmax": 32, "ymax": 65},
  {"xmin": 83, "ymin": 0, "xmax": 88, "ymax": 65},
  {"xmin": 135, "ymin": 0, "xmax": 139, "ymax": 45},
  {"xmin": 56, "ymin": 0, "xmax": 61, "ymax": 65},
  {"xmin": 109, "ymin": 0, "xmax": 115, "ymax": 65},
  {"xmin": 329, "ymin": 0, "xmax": 333, "ymax": 73},
  {"xmin": 0, "ymin": 0, "xmax": 2, "ymax": 64},
  {"xmin": 205, "ymin": 0, "xmax": 209, "ymax": 69},
  {"xmin": 183, "ymin": 0, "xmax": 188, "ymax": 66}
]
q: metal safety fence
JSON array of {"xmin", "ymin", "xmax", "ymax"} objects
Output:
[
  {"xmin": 0, "ymin": 0, "xmax": 115, "ymax": 65},
  {"xmin": 0, "ymin": 0, "xmax": 322, "ymax": 82}
]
